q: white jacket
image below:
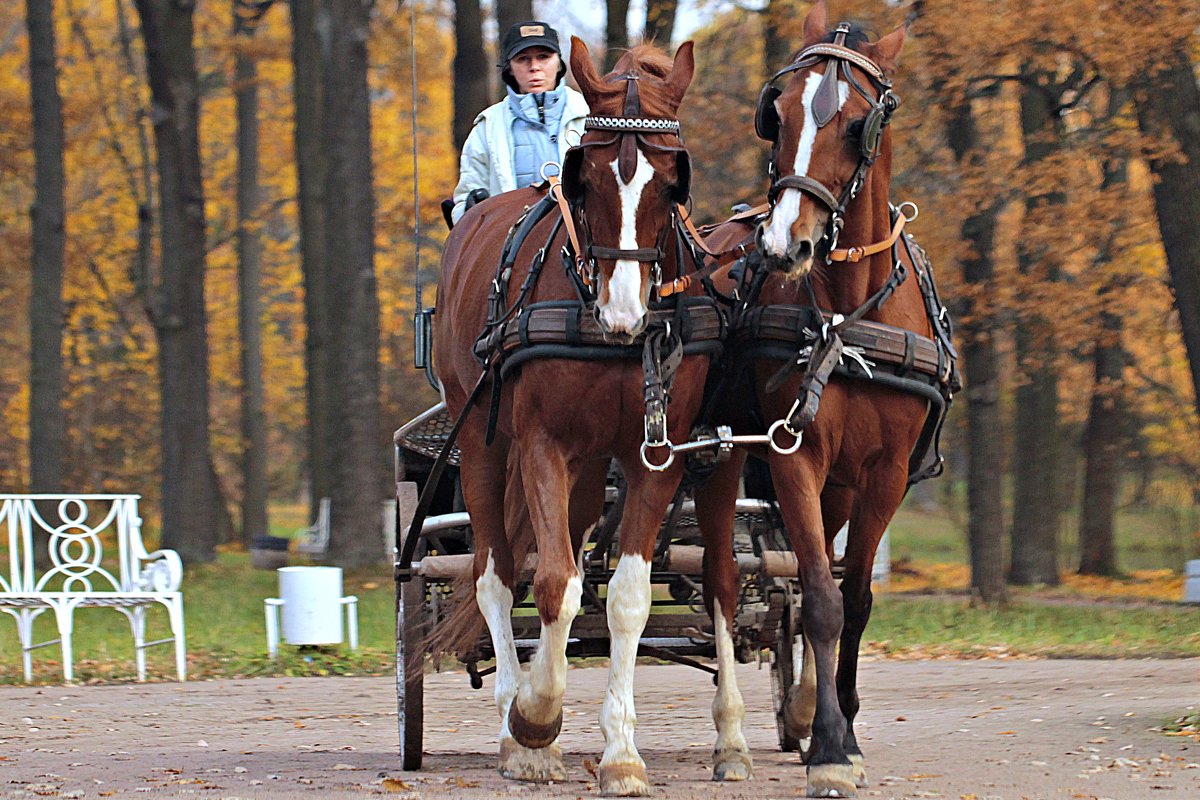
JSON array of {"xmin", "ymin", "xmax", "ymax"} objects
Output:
[{"xmin": 451, "ymin": 86, "xmax": 590, "ymax": 223}]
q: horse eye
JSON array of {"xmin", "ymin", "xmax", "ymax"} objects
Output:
[{"xmin": 846, "ymin": 118, "xmax": 866, "ymax": 140}]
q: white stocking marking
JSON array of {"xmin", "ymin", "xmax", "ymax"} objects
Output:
[
  {"xmin": 598, "ymin": 152, "xmax": 655, "ymax": 335},
  {"xmin": 516, "ymin": 572, "xmax": 582, "ymax": 723},
  {"xmin": 760, "ymin": 71, "xmax": 850, "ymax": 258},
  {"xmin": 475, "ymin": 553, "xmax": 521, "ymax": 736},
  {"xmin": 600, "ymin": 554, "xmax": 653, "ymax": 768},
  {"xmin": 712, "ymin": 597, "xmax": 749, "ymax": 756}
]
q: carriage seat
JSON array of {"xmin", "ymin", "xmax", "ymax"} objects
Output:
[{"xmin": 0, "ymin": 494, "xmax": 186, "ymax": 683}]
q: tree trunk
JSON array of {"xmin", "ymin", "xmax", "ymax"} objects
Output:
[
  {"xmin": 25, "ymin": 0, "xmax": 66, "ymax": 498},
  {"xmin": 134, "ymin": 0, "xmax": 227, "ymax": 562},
  {"xmin": 605, "ymin": 0, "xmax": 631, "ymax": 71},
  {"xmin": 1133, "ymin": 51, "xmax": 1200, "ymax": 420},
  {"xmin": 947, "ymin": 101, "xmax": 1008, "ymax": 605},
  {"xmin": 453, "ymin": 0, "xmax": 489, "ymax": 151},
  {"xmin": 494, "ymin": 0, "xmax": 532, "ymax": 39},
  {"xmin": 234, "ymin": 0, "xmax": 270, "ymax": 544},
  {"xmin": 1079, "ymin": 308, "xmax": 1123, "ymax": 576},
  {"xmin": 1078, "ymin": 125, "xmax": 1130, "ymax": 578},
  {"xmin": 1009, "ymin": 73, "xmax": 1063, "ymax": 586},
  {"xmin": 644, "ymin": 0, "xmax": 677, "ymax": 46},
  {"xmin": 318, "ymin": 0, "xmax": 384, "ymax": 567},
  {"xmin": 290, "ymin": 0, "xmax": 333, "ymax": 519}
]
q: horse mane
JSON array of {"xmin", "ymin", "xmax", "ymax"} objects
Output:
[{"xmin": 608, "ymin": 42, "xmax": 675, "ymax": 79}]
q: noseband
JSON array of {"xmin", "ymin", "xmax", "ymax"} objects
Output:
[{"xmin": 758, "ymin": 23, "xmax": 901, "ymax": 258}]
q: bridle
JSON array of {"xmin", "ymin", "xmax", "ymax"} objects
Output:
[
  {"xmin": 552, "ymin": 70, "xmax": 694, "ymax": 295},
  {"xmin": 756, "ymin": 23, "xmax": 901, "ymax": 260}
]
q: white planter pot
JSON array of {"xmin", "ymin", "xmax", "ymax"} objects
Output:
[{"xmin": 278, "ymin": 566, "xmax": 344, "ymax": 645}]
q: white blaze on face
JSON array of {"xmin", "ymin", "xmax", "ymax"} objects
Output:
[
  {"xmin": 599, "ymin": 554, "xmax": 652, "ymax": 768},
  {"xmin": 598, "ymin": 151, "xmax": 655, "ymax": 335},
  {"xmin": 760, "ymin": 70, "xmax": 850, "ymax": 258}
]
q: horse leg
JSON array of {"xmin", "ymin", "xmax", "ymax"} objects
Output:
[
  {"xmin": 463, "ymin": 428, "xmax": 567, "ymax": 782},
  {"xmin": 595, "ymin": 460, "xmax": 680, "ymax": 796},
  {"xmin": 789, "ymin": 485, "xmax": 855, "ymax": 750},
  {"xmin": 770, "ymin": 455, "xmax": 855, "ymax": 798},
  {"xmin": 696, "ymin": 452, "xmax": 754, "ymax": 781},
  {"xmin": 569, "ymin": 458, "xmax": 610, "ymax": 559},
  {"xmin": 507, "ymin": 444, "xmax": 581, "ymax": 759},
  {"xmin": 836, "ymin": 470, "xmax": 904, "ymax": 790}
]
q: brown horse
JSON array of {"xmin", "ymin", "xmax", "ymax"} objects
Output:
[
  {"xmin": 433, "ymin": 39, "xmax": 745, "ymax": 795},
  {"xmin": 695, "ymin": 2, "xmax": 942, "ymax": 796}
]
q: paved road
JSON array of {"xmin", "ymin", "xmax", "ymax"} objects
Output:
[{"xmin": 3, "ymin": 658, "xmax": 1198, "ymax": 799}]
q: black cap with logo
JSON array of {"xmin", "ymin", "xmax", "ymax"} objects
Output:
[
  {"xmin": 499, "ymin": 21, "xmax": 567, "ymax": 91},
  {"xmin": 501, "ymin": 21, "xmax": 561, "ymax": 62}
]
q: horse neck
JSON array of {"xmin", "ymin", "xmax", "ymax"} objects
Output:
[{"xmin": 817, "ymin": 164, "xmax": 929, "ymax": 334}]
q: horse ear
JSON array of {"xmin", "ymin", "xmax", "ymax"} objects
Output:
[
  {"xmin": 861, "ymin": 23, "xmax": 906, "ymax": 75},
  {"xmin": 664, "ymin": 40, "xmax": 695, "ymax": 106},
  {"xmin": 802, "ymin": 0, "xmax": 828, "ymax": 47},
  {"xmin": 569, "ymin": 36, "xmax": 605, "ymax": 99}
]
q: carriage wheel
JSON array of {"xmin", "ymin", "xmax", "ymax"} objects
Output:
[
  {"xmin": 770, "ymin": 581, "xmax": 803, "ymax": 753},
  {"xmin": 397, "ymin": 562, "xmax": 427, "ymax": 770}
]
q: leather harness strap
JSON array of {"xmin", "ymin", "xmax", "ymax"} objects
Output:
[
  {"xmin": 548, "ymin": 175, "xmax": 590, "ymax": 286},
  {"xmin": 828, "ymin": 213, "xmax": 907, "ymax": 263}
]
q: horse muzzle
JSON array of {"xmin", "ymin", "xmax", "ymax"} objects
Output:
[{"xmin": 756, "ymin": 220, "xmax": 818, "ymax": 279}]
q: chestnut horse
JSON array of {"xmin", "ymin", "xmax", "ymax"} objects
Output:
[
  {"xmin": 433, "ymin": 39, "xmax": 747, "ymax": 795},
  {"xmin": 695, "ymin": 2, "xmax": 952, "ymax": 796}
]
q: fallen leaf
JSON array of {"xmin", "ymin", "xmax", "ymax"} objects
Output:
[
  {"xmin": 583, "ymin": 758, "xmax": 598, "ymax": 778},
  {"xmin": 381, "ymin": 778, "xmax": 412, "ymax": 792}
]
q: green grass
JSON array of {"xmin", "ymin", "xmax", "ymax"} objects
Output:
[
  {"xmin": 889, "ymin": 493, "xmax": 1200, "ymax": 572},
  {"xmin": 3, "ymin": 548, "xmax": 1199, "ymax": 685}
]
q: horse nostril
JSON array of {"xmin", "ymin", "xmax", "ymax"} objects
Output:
[{"xmin": 793, "ymin": 238, "xmax": 814, "ymax": 262}]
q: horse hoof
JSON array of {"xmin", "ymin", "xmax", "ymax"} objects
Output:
[
  {"xmin": 507, "ymin": 702, "xmax": 563, "ymax": 750},
  {"xmin": 848, "ymin": 753, "xmax": 868, "ymax": 788},
  {"xmin": 712, "ymin": 748, "xmax": 754, "ymax": 781},
  {"xmin": 805, "ymin": 763, "xmax": 857, "ymax": 797},
  {"xmin": 599, "ymin": 762, "xmax": 651, "ymax": 796},
  {"xmin": 498, "ymin": 738, "xmax": 567, "ymax": 782}
]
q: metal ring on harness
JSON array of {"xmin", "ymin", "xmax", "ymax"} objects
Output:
[
  {"xmin": 539, "ymin": 161, "xmax": 561, "ymax": 183},
  {"xmin": 640, "ymin": 440, "xmax": 676, "ymax": 472},
  {"xmin": 897, "ymin": 201, "xmax": 919, "ymax": 223},
  {"xmin": 766, "ymin": 418, "xmax": 804, "ymax": 454}
]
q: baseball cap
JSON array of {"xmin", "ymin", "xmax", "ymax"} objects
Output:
[{"xmin": 501, "ymin": 21, "xmax": 561, "ymax": 63}]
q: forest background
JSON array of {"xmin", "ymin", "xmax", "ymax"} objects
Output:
[{"xmin": 2, "ymin": 0, "xmax": 1199, "ymax": 602}]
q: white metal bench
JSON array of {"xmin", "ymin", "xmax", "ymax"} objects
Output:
[
  {"xmin": 295, "ymin": 496, "xmax": 331, "ymax": 556},
  {"xmin": 0, "ymin": 494, "xmax": 186, "ymax": 683}
]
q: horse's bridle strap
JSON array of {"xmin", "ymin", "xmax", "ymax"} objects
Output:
[
  {"xmin": 589, "ymin": 245, "xmax": 662, "ymax": 262},
  {"xmin": 548, "ymin": 174, "xmax": 590, "ymax": 285},
  {"xmin": 828, "ymin": 213, "xmax": 906, "ymax": 263},
  {"xmin": 768, "ymin": 174, "xmax": 839, "ymax": 210}
]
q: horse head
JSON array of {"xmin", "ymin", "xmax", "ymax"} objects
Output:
[
  {"xmin": 755, "ymin": 0, "xmax": 905, "ymax": 279},
  {"xmin": 566, "ymin": 37, "xmax": 695, "ymax": 340}
]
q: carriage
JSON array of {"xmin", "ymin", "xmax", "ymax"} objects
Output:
[
  {"xmin": 391, "ymin": 402, "xmax": 817, "ymax": 770},
  {"xmin": 390, "ymin": 5, "xmax": 959, "ymax": 795}
]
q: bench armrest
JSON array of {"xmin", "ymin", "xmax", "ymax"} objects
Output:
[{"xmin": 136, "ymin": 549, "xmax": 183, "ymax": 592}]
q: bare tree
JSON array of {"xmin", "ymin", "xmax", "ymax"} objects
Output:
[
  {"xmin": 25, "ymin": 0, "xmax": 66, "ymax": 499},
  {"xmin": 454, "ymin": 0, "xmax": 489, "ymax": 151},
  {"xmin": 1009, "ymin": 68, "xmax": 1067, "ymax": 586},
  {"xmin": 290, "ymin": 0, "xmax": 333, "ymax": 519},
  {"xmin": 604, "ymin": 0, "xmax": 630, "ymax": 71},
  {"xmin": 495, "ymin": 0, "xmax": 532, "ymax": 38},
  {"xmin": 644, "ymin": 0, "xmax": 678, "ymax": 46},
  {"xmin": 946, "ymin": 101, "xmax": 1008, "ymax": 604},
  {"xmin": 233, "ymin": 0, "xmax": 276, "ymax": 544},
  {"xmin": 1133, "ymin": 50, "xmax": 1200, "ymax": 423},
  {"xmin": 317, "ymin": 0, "xmax": 385, "ymax": 567},
  {"xmin": 133, "ymin": 0, "xmax": 230, "ymax": 562}
]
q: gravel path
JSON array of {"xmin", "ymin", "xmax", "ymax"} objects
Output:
[{"xmin": 3, "ymin": 658, "xmax": 1198, "ymax": 799}]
